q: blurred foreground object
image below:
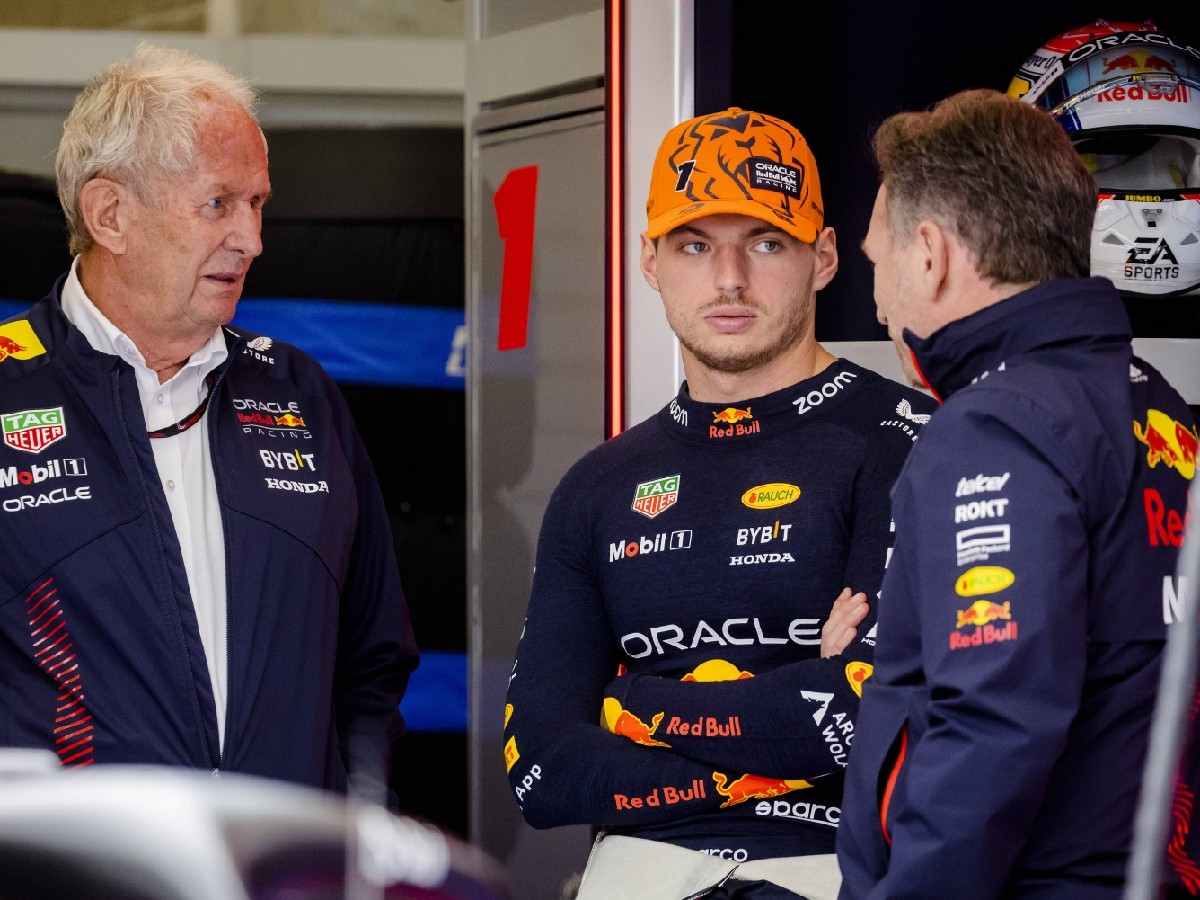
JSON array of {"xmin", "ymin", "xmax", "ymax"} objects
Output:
[{"xmin": 0, "ymin": 763, "xmax": 508, "ymax": 900}]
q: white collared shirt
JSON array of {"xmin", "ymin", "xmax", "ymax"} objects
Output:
[{"xmin": 61, "ymin": 258, "xmax": 229, "ymax": 751}]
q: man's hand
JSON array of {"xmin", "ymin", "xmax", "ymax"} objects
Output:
[{"xmin": 821, "ymin": 587, "xmax": 869, "ymax": 658}]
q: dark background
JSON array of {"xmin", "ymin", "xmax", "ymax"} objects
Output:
[{"xmin": 696, "ymin": 2, "xmax": 1200, "ymax": 342}]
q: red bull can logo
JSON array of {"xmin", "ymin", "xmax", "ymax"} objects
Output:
[
  {"xmin": 950, "ymin": 600, "xmax": 1018, "ymax": 651},
  {"xmin": 1134, "ymin": 409, "xmax": 1197, "ymax": 480},
  {"xmin": 712, "ymin": 771, "xmax": 812, "ymax": 809}
]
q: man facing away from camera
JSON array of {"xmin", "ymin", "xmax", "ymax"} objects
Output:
[{"xmin": 839, "ymin": 89, "xmax": 1197, "ymax": 899}]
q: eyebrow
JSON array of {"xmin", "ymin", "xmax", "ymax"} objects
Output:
[{"xmin": 672, "ymin": 224, "xmax": 788, "ymax": 240}]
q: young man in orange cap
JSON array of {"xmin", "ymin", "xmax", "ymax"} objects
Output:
[{"xmin": 503, "ymin": 108, "xmax": 936, "ymax": 898}]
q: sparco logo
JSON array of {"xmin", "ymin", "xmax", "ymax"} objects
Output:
[
  {"xmin": 620, "ymin": 616, "xmax": 820, "ymax": 658},
  {"xmin": 755, "ymin": 799, "xmax": 840, "ymax": 828},
  {"xmin": 793, "ymin": 370, "xmax": 857, "ymax": 415},
  {"xmin": 0, "ymin": 457, "xmax": 86, "ymax": 488},
  {"xmin": 608, "ymin": 530, "xmax": 693, "ymax": 562}
]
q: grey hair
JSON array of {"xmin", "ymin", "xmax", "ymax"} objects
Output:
[{"xmin": 55, "ymin": 43, "xmax": 259, "ymax": 255}]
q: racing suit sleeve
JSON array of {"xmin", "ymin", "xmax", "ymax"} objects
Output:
[
  {"xmin": 602, "ymin": 428, "xmax": 905, "ymax": 779},
  {"xmin": 863, "ymin": 400, "xmax": 1088, "ymax": 900},
  {"xmin": 327, "ymin": 373, "xmax": 419, "ymax": 794},
  {"xmin": 504, "ymin": 465, "xmax": 738, "ymax": 828}
]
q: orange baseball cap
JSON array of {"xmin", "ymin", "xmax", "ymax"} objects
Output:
[{"xmin": 645, "ymin": 107, "xmax": 824, "ymax": 244}]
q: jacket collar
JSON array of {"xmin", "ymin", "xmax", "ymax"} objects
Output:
[
  {"xmin": 903, "ymin": 277, "xmax": 1131, "ymax": 400},
  {"xmin": 660, "ymin": 358, "xmax": 868, "ymax": 443}
]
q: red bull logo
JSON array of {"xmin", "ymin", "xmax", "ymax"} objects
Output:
[
  {"xmin": 613, "ymin": 778, "xmax": 707, "ymax": 811},
  {"xmin": 0, "ymin": 320, "xmax": 46, "ymax": 364},
  {"xmin": 950, "ymin": 600, "xmax": 1018, "ymax": 651},
  {"xmin": 275, "ymin": 413, "xmax": 306, "ymax": 428},
  {"xmin": 1103, "ymin": 51, "xmax": 1176, "ymax": 73},
  {"xmin": 1144, "ymin": 487, "xmax": 1189, "ymax": 549},
  {"xmin": 1134, "ymin": 410, "xmax": 1198, "ymax": 480},
  {"xmin": 712, "ymin": 771, "xmax": 812, "ymax": 809},
  {"xmin": 956, "ymin": 599, "xmax": 1012, "ymax": 629},
  {"xmin": 664, "ymin": 715, "xmax": 742, "ymax": 737},
  {"xmin": 0, "ymin": 336, "xmax": 25, "ymax": 361},
  {"xmin": 681, "ymin": 659, "xmax": 754, "ymax": 682},
  {"xmin": 712, "ymin": 407, "xmax": 752, "ymax": 425},
  {"xmin": 602, "ymin": 697, "xmax": 671, "ymax": 748},
  {"xmin": 710, "ymin": 406, "xmax": 761, "ymax": 439}
]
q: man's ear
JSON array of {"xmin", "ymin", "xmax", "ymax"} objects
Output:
[
  {"xmin": 913, "ymin": 218, "xmax": 950, "ymax": 303},
  {"xmin": 78, "ymin": 178, "xmax": 132, "ymax": 255},
  {"xmin": 639, "ymin": 233, "xmax": 660, "ymax": 291},
  {"xmin": 811, "ymin": 226, "xmax": 838, "ymax": 292}
]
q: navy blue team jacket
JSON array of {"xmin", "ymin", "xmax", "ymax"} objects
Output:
[
  {"xmin": 0, "ymin": 279, "xmax": 417, "ymax": 788},
  {"xmin": 838, "ymin": 278, "xmax": 1196, "ymax": 899},
  {"xmin": 504, "ymin": 358, "xmax": 935, "ymax": 861}
]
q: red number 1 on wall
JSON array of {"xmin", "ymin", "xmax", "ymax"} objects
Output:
[{"xmin": 493, "ymin": 165, "xmax": 539, "ymax": 351}]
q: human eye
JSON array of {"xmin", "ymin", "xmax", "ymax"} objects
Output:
[
  {"xmin": 753, "ymin": 238, "xmax": 783, "ymax": 253},
  {"xmin": 205, "ymin": 197, "xmax": 225, "ymax": 212},
  {"xmin": 679, "ymin": 241, "xmax": 707, "ymax": 255}
]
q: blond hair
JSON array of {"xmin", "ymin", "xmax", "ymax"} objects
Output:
[{"xmin": 56, "ymin": 43, "xmax": 259, "ymax": 254}]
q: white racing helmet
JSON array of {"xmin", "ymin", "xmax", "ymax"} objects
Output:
[{"xmin": 1010, "ymin": 19, "xmax": 1200, "ymax": 296}]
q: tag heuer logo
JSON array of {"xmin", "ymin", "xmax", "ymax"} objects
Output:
[
  {"xmin": 2, "ymin": 407, "xmax": 67, "ymax": 454},
  {"xmin": 632, "ymin": 474, "xmax": 680, "ymax": 519}
]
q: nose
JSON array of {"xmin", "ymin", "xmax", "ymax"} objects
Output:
[
  {"xmin": 712, "ymin": 244, "xmax": 749, "ymax": 299},
  {"xmin": 226, "ymin": 203, "xmax": 263, "ymax": 259}
]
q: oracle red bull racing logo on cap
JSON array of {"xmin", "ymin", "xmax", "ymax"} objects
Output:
[
  {"xmin": 2, "ymin": 407, "xmax": 66, "ymax": 454},
  {"xmin": 631, "ymin": 474, "xmax": 680, "ymax": 519},
  {"xmin": 1134, "ymin": 409, "xmax": 1197, "ymax": 480},
  {"xmin": 950, "ymin": 599, "xmax": 1019, "ymax": 651}
]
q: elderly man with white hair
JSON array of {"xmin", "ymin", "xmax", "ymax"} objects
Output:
[{"xmin": 0, "ymin": 44, "xmax": 417, "ymax": 791}]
